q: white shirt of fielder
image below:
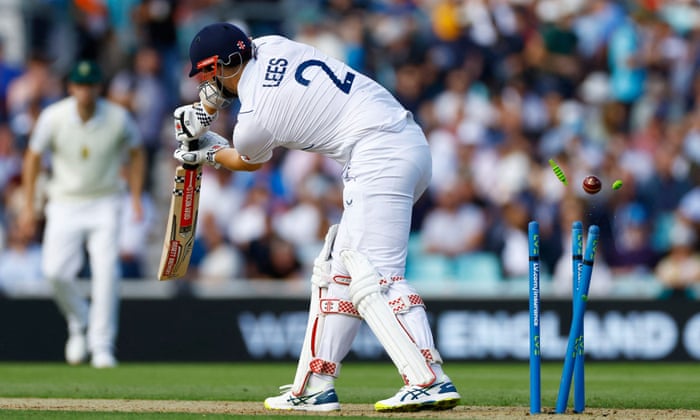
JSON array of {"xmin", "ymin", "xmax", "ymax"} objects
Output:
[{"xmin": 30, "ymin": 97, "xmax": 141, "ymax": 201}]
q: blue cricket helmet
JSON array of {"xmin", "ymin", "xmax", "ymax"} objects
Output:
[{"xmin": 188, "ymin": 22, "xmax": 253, "ymax": 77}]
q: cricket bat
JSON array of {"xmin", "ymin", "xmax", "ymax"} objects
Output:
[{"xmin": 158, "ymin": 139, "xmax": 202, "ymax": 280}]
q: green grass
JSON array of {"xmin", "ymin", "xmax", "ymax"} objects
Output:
[{"xmin": 0, "ymin": 361, "xmax": 699, "ymax": 418}]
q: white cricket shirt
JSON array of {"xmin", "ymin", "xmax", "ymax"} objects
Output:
[
  {"xmin": 233, "ymin": 35, "xmax": 410, "ymax": 165},
  {"xmin": 28, "ymin": 97, "xmax": 141, "ymax": 201}
]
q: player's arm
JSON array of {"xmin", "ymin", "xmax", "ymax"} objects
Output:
[
  {"xmin": 173, "ymin": 118, "xmax": 269, "ymax": 172},
  {"xmin": 20, "ymin": 148, "xmax": 41, "ymax": 217},
  {"xmin": 221, "ymin": 114, "xmax": 272, "ymax": 172},
  {"xmin": 122, "ymin": 113, "xmax": 146, "ymax": 219},
  {"xmin": 213, "ymin": 148, "xmax": 263, "ymax": 171},
  {"xmin": 19, "ymin": 110, "xmax": 52, "ymax": 234},
  {"xmin": 126, "ymin": 146, "xmax": 146, "ymax": 193},
  {"xmin": 126, "ymin": 146, "xmax": 146, "ymax": 219}
]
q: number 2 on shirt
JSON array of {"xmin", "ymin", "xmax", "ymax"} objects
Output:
[{"xmin": 294, "ymin": 59, "xmax": 355, "ymax": 94}]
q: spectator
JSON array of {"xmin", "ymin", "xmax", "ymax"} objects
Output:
[
  {"xmin": 197, "ymin": 165, "xmax": 247, "ymax": 231},
  {"xmin": 420, "ymin": 178, "xmax": 486, "ymax": 258},
  {"xmin": 607, "ymin": 202, "xmax": 660, "ymax": 276},
  {"xmin": 0, "ymin": 174, "xmax": 46, "ymax": 295},
  {"xmin": 551, "ymin": 195, "xmax": 614, "ymax": 297},
  {"xmin": 248, "ymin": 233, "xmax": 303, "ymax": 280},
  {"xmin": 0, "ymin": 124, "xmax": 21, "ymax": 191},
  {"xmin": 6, "ymin": 51, "xmax": 62, "ymax": 148},
  {"xmin": 655, "ymin": 217, "xmax": 700, "ymax": 299},
  {"xmin": 118, "ymin": 189, "xmax": 156, "ymax": 279},
  {"xmin": 272, "ymin": 173, "xmax": 330, "ymax": 275},
  {"xmin": 0, "ymin": 39, "xmax": 23, "ymax": 122},
  {"xmin": 131, "ymin": 0, "xmax": 180, "ymax": 108},
  {"xmin": 498, "ymin": 197, "xmax": 531, "ymax": 279},
  {"xmin": 195, "ymin": 211, "xmax": 244, "ymax": 284},
  {"xmin": 607, "ymin": 7, "xmax": 653, "ymax": 132},
  {"xmin": 528, "ymin": 2, "xmax": 582, "ymax": 98},
  {"xmin": 0, "ymin": 214, "xmax": 45, "ymax": 296},
  {"xmin": 108, "ymin": 45, "xmax": 169, "ymax": 193},
  {"xmin": 228, "ymin": 184, "xmax": 272, "ymax": 272}
]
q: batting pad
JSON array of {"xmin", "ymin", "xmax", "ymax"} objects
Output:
[
  {"xmin": 342, "ymin": 249, "xmax": 436, "ymax": 387},
  {"xmin": 291, "ymin": 225, "xmax": 339, "ymax": 395}
]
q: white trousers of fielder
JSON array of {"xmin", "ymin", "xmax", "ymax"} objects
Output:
[{"xmin": 42, "ymin": 194, "xmax": 122, "ymax": 355}]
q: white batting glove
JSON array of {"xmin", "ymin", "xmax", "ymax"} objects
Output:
[
  {"xmin": 173, "ymin": 132, "xmax": 229, "ymax": 168},
  {"xmin": 173, "ymin": 102, "xmax": 218, "ymax": 142},
  {"xmin": 310, "ymin": 224, "xmax": 338, "ymax": 288}
]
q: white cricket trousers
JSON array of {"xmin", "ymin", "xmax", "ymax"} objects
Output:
[
  {"xmin": 320, "ymin": 119, "xmax": 440, "ymax": 376},
  {"xmin": 42, "ymin": 194, "xmax": 121, "ymax": 354}
]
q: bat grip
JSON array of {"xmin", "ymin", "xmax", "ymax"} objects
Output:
[{"xmin": 182, "ymin": 138, "xmax": 200, "ymax": 170}]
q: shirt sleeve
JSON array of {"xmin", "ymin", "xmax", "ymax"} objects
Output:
[
  {"xmin": 28, "ymin": 108, "xmax": 55, "ymax": 153},
  {"xmin": 232, "ymin": 114, "xmax": 275, "ymax": 164}
]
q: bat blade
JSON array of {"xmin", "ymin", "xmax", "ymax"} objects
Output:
[{"xmin": 157, "ymin": 162, "xmax": 202, "ymax": 280}]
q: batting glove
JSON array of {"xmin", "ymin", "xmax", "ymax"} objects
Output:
[
  {"xmin": 173, "ymin": 102, "xmax": 218, "ymax": 142},
  {"xmin": 310, "ymin": 224, "xmax": 338, "ymax": 289},
  {"xmin": 173, "ymin": 132, "xmax": 229, "ymax": 168}
]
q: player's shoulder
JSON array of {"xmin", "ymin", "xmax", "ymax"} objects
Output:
[
  {"xmin": 100, "ymin": 98, "xmax": 132, "ymax": 119},
  {"xmin": 254, "ymin": 35, "xmax": 309, "ymax": 56},
  {"xmin": 37, "ymin": 97, "xmax": 74, "ymax": 123},
  {"xmin": 254, "ymin": 34, "xmax": 290, "ymax": 47},
  {"xmin": 42, "ymin": 96, "xmax": 72, "ymax": 113}
]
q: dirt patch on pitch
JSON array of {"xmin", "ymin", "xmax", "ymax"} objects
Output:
[{"xmin": 0, "ymin": 398, "xmax": 698, "ymax": 419}]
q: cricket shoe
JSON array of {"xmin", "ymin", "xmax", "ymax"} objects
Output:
[
  {"xmin": 374, "ymin": 375, "xmax": 461, "ymax": 412},
  {"xmin": 65, "ymin": 334, "xmax": 88, "ymax": 365},
  {"xmin": 91, "ymin": 352, "xmax": 118, "ymax": 369},
  {"xmin": 264, "ymin": 384, "xmax": 340, "ymax": 412}
]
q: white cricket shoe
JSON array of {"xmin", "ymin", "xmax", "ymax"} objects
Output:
[
  {"xmin": 91, "ymin": 352, "xmax": 118, "ymax": 369},
  {"xmin": 264, "ymin": 384, "xmax": 340, "ymax": 412},
  {"xmin": 374, "ymin": 375, "xmax": 461, "ymax": 412},
  {"xmin": 65, "ymin": 335, "xmax": 88, "ymax": 365}
]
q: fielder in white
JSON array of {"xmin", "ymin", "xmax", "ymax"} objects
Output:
[
  {"xmin": 20, "ymin": 60, "xmax": 145, "ymax": 368},
  {"xmin": 173, "ymin": 23, "xmax": 461, "ymax": 412}
]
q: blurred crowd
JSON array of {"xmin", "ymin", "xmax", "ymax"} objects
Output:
[{"xmin": 2, "ymin": 0, "xmax": 700, "ymax": 299}]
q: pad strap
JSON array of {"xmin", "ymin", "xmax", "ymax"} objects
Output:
[
  {"xmin": 388, "ymin": 294, "xmax": 424, "ymax": 314},
  {"xmin": 333, "ymin": 275, "xmax": 405, "ymax": 287},
  {"xmin": 309, "ymin": 358, "xmax": 341, "ymax": 377},
  {"xmin": 320, "ymin": 294, "xmax": 424, "ymax": 318},
  {"xmin": 320, "ymin": 298, "xmax": 360, "ymax": 317},
  {"xmin": 422, "ymin": 348, "xmax": 443, "ymax": 364},
  {"xmin": 379, "ymin": 276, "xmax": 404, "ymax": 291}
]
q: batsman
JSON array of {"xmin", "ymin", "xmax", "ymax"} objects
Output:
[{"xmin": 172, "ymin": 22, "xmax": 461, "ymax": 412}]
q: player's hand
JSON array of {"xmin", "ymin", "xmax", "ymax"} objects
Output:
[
  {"xmin": 173, "ymin": 131, "xmax": 229, "ymax": 168},
  {"xmin": 17, "ymin": 209, "xmax": 37, "ymax": 239},
  {"xmin": 310, "ymin": 224, "xmax": 338, "ymax": 288},
  {"xmin": 173, "ymin": 102, "xmax": 217, "ymax": 142}
]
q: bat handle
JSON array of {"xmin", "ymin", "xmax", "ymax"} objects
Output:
[{"xmin": 182, "ymin": 138, "xmax": 200, "ymax": 170}]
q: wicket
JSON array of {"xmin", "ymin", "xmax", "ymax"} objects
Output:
[
  {"xmin": 571, "ymin": 221, "xmax": 584, "ymax": 413},
  {"xmin": 528, "ymin": 220, "xmax": 599, "ymax": 414},
  {"xmin": 528, "ymin": 221, "xmax": 541, "ymax": 415}
]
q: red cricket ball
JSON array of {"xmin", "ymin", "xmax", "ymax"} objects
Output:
[{"xmin": 582, "ymin": 175, "xmax": 602, "ymax": 194}]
